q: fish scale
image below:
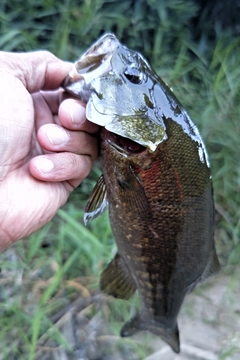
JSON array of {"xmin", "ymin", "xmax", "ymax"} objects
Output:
[
  {"xmin": 63, "ymin": 33, "xmax": 220, "ymax": 353},
  {"xmin": 100, "ymin": 133, "xmax": 181, "ymax": 323}
]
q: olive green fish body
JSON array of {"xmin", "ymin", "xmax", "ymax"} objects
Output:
[
  {"xmin": 63, "ymin": 33, "xmax": 220, "ymax": 353},
  {"xmin": 98, "ymin": 120, "xmax": 217, "ymax": 352}
]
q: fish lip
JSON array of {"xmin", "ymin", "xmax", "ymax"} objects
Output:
[
  {"xmin": 63, "ymin": 33, "xmax": 120, "ymax": 96},
  {"xmin": 101, "ymin": 128, "xmax": 149, "ymax": 157},
  {"xmin": 108, "ymin": 140, "xmax": 129, "ymax": 157},
  {"xmin": 108, "ymin": 139, "xmax": 149, "ymax": 159}
]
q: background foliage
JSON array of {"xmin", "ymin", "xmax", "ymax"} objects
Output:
[{"xmin": 0, "ymin": 0, "xmax": 239, "ymax": 359}]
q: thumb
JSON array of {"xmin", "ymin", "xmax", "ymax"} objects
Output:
[{"xmin": 0, "ymin": 50, "xmax": 73, "ymax": 93}]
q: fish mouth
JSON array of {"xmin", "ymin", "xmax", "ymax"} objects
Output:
[
  {"xmin": 62, "ymin": 34, "xmax": 119, "ymax": 102},
  {"xmin": 101, "ymin": 128, "xmax": 147, "ymax": 155}
]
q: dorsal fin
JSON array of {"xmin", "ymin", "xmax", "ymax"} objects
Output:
[{"xmin": 84, "ymin": 174, "xmax": 108, "ymax": 224}]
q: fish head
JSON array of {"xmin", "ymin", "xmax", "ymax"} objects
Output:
[
  {"xmin": 63, "ymin": 33, "xmax": 168, "ymax": 155},
  {"xmin": 64, "ymin": 33, "xmax": 210, "ymax": 168}
]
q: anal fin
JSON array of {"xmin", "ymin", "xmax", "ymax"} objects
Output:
[{"xmin": 100, "ymin": 254, "xmax": 136, "ymax": 300}]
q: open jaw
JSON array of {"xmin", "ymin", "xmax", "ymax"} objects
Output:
[{"xmin": 101, "ymin": 128, "xmax": 147, "ymax": 155}]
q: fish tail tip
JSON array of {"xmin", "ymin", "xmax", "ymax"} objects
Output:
[
  {"xmin": 171, "ymin": 340, "xmax": 180, "ymax": 354},
  {"xmin": 120, "ymin": 323, "xmax": 137, "ymax": 337},
  {"xmin": 175, "ymin": 347, "xmax": 180, "ymax": 354},
  {"xmin": 120, "ymin": 326, "xmax": 137, "ymax": 338},
  {"xmin": 120, "ymin": 314, "xmax": 180, "ymax": 353},
  {"xmin": 166, "ymin": 322, "xmax": 180, "ymax": 353},
  {"xmin": 120, "ymin": 328, "xmax": 128, "ymax": 337},
  {"xmin": 120, "ymin": 313, "xmax": 142, "ymax": 337},
  {"xmin": 155, "ymin": 323, "xmax": 180, "ymax": 353}
]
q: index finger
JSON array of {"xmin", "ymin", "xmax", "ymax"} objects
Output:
[{"xmin": 0, "ymin": 50, "xmax": 73, "ymax": 93}]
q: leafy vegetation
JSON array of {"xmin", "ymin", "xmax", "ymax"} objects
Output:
[{"xmin": 0, "ymin": 0, "xmax": 239, "ymax": 359}]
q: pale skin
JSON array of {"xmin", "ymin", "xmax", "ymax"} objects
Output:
[{"xmin": 0, "ymin": 51, "xmax": 99, "ymax": 251}]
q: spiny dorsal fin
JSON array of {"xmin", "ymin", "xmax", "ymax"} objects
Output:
[
  {"xmin": 100, "ymin": 254, "xmax": 136, "ymax": 300},
  {"xmin": 84, "ymin": 174, "xmax": 108, "ymax": 225}
]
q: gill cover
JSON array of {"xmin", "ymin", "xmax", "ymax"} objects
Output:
[{"xmin": 63, "ymin": 33, "xmax": 167, "ymax": 152}]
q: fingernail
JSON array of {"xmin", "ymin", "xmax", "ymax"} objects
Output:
[
  {"xmin": 70, "ymin": 101, "xmax": 86, "ymax": 126},
  {"xmin": 47, "ymin": 126, "xmax": 69, "ymax": 145},
  {"xmin": 36, "ymin": 157, "xmax": 54, "ymax": 173}
]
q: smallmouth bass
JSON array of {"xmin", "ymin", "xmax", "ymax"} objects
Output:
[{"xmin": 63, "ymin": 34, "xmax": 220, "ymax": 353}]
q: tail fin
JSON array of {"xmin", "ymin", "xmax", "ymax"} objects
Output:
[{"xmin": 120, "ymin": 312, "xmax": 180, "ymax": 353}]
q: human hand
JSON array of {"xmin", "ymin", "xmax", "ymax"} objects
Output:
[{"xmin": 0, "ymin": 51, "xmax": 99, "ymax": 250}]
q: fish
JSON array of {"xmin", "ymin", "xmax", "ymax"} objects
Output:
[{"xmin": 63, "ymin": 33, "xmax": 220, "ymax": 353}]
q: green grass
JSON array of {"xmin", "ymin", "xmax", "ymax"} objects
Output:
[{"xmin": 0, "ymin": 0, "xmax": 240, "ymax": 358}]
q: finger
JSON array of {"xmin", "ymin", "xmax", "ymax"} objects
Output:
[
  {"xmin": 0, "ymin": 51, "xmax": 73, "ymax": 93},
  {"xmin": 59, "ymin": 98, "xmax": 99, "ymax": 133},
  {"xmin": 29, "ymin": 152, "xmax": 92, "ymax": 188},
  {"xmin": 40, "ymin": 89, "xmax": 64, "ymax": 115},
  {"xmin": 37, "ymin": 124, "xmax": 99, "ymax": 160},
  {"xmin": 32, "ymin": 91, "xmax": 64, "ymax": 132}
]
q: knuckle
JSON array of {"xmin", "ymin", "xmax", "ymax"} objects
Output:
[
  {"xmin": 78, "ymin": 155, "xmax": 92, "ymax": 179},
  {"xmin": 37, "ymin": 50, "xmax": 56, "ymax": 61},
  {"xmin": 62, "ymin": 153, "xmax": 92, "ymax": 180}
]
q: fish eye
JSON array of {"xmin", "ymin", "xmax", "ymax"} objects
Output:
[{"xmin": 124, "ymin": 67, "xmax": 143, "ymax": 84}]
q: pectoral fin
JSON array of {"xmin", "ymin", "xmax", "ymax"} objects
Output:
[
  {"xmin": 84, "ymin": 174, "xmax": 108, "ymax": 224},
  {"xmin": 100, "ymin": 254, "xmax": 136, "ymax": 300},
  {"xmin": 121, "ymin": 313, "xmax": 180, "ymax": 353}
]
